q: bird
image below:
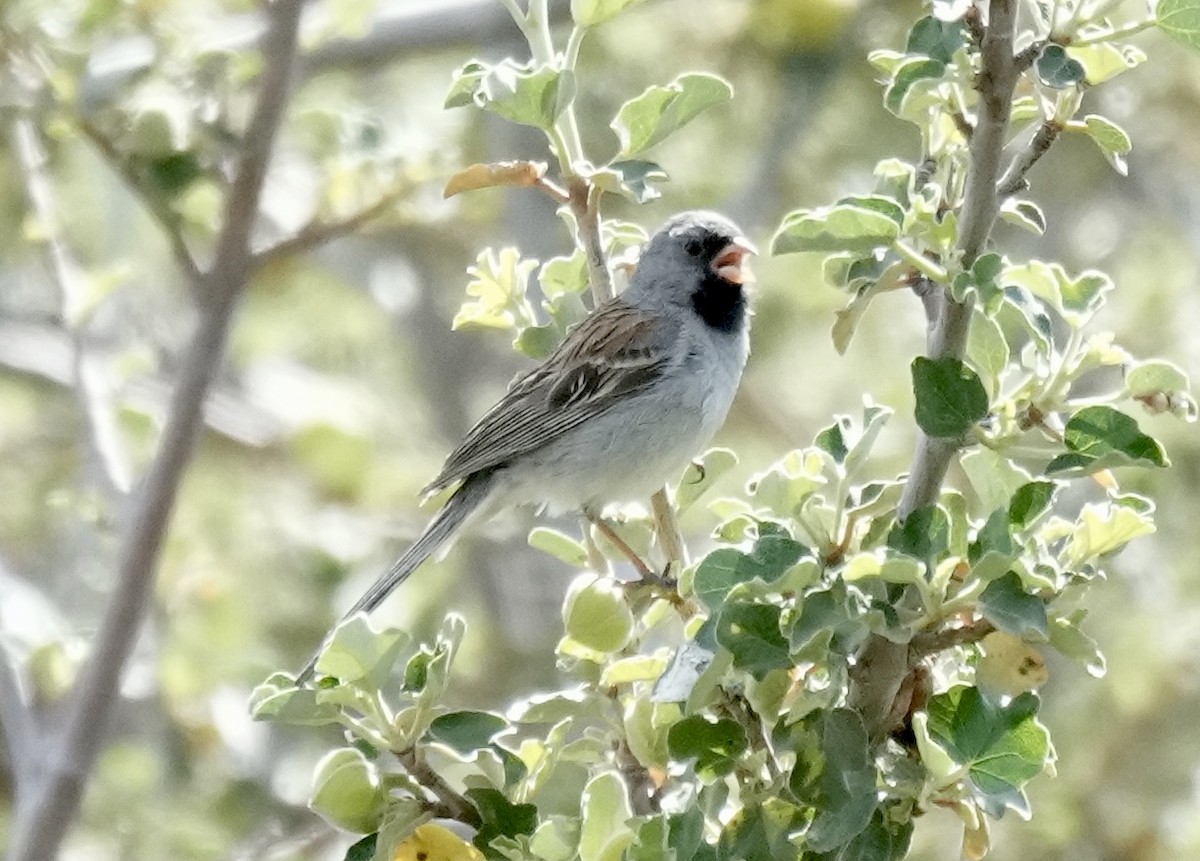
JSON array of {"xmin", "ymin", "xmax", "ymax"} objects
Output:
[{"xmin": 298, "ymin": 210, "xmax": 755, "ymax": 682}]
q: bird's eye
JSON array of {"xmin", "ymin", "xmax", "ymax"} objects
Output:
[{"xmin": 684, "ymin": 238, "xmax": 704, "ymax": 257}]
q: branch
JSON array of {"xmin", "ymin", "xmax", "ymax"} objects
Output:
[
  {"xmin": 397, "ymin": 749, "xmax": 482, "ymax": 827},
  {"xmin": 900, "ymin": 0, "xmax": 1019, "ymax": 517},
  {"xmin": 852, "ymin": 0, "xmax": 1020, "ymax": 743},
  {"xmin": 997, "ymin": 120, "xmax": 1062, "ymax": 197},
  {"xmin": 0, "ymin": 643, "xmax": 37, "ymax": 796},
  {"xmin": 10, "ymin": 116, "xmax": 133, "ymax": 503},
  {"xmin": 251, "ymin": 182, "xmax": 411, "ymax": 269},
  {"xmin": 5, "ymin": 3, "xmax": 304, "ymax": 858},
  {"xmin": 910, "ymin": 618, "xmax": 995, "ymax": 656},
  {"xmin": 75, "ymin": 119, "xmax": 202, "ymax": 285}
]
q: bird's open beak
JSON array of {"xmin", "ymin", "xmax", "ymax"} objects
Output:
[{"xmin": 712, "ymin": 236, "xmax": 758, "ymax": 285}]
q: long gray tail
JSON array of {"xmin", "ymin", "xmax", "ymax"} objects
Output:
[{"xmin": 296, "ymin": 471, "xmax": 496, "ymax": 682}]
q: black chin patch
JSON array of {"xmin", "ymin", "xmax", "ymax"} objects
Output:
[{"xmin": 691, "ymin": 271, "xmax": 746, "ymax": 334}]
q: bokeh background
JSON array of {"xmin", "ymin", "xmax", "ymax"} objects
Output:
[{"xmin": 1, "ymin": 0, "xmax": 1198, "ymax": 858}]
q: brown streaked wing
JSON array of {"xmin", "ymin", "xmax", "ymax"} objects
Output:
[{"xmin": 423, "ymin": 299, "xmax": 671, "ymax": 493}]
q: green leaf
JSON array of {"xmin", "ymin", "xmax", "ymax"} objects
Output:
[
  {"xmin": 249, "ymin": 679, "xmax": 342, "ymax": 726},
  {"xmin": 1035, "ymin": 44, "xmax": 1085, "ymax": 88},
  {"xmin": 571, "ymin": 0, "xmax": 646, "ymax": 27},
  {"xmin": 578, "ymin": 772, "xmax": 635, "ymax": 861},
  {"xmin": 1046, "ymin": 405, "xmax": 1168, "ymax": 474},
  {"xmin": 1008, "ymin": 481, "xmax": 1057, "ymax": 531},
  {"xmin": 1067, "ymin": 43, "xmax": 1147, "ymax": 84},
  {"xmin": 1081, "ymin": 115, "xmax": 1132, "ymax": 175},
  {"xmin": 1158, "ymin": 0, "xmax": 1200, "ymax": 53},
  {"xmin": 428, "ymin": 710, "xmax": 510, "ymax": 754},
  {"xmin": 310, "ymin": 748, "xmax": 386, "ymax": 833},
  {"xmin": 468, "ymin": 788, "xmax": 539, "ymax": 851},
  {"xmin": 925, "ymin": 687, "xmax": 1053, "ymax": 817},
  {"xmin": 1002, "ymin": 259, "xmax": 1112, "ymax": 327},
  {"xmin": 789, "ymin": 585, "xmax": 867, "ymax": 658},
  {"xmin": 772, "ymin": 204, "xmax": 901, "ymax": 255},
  {"xmin": 474, "ymin": 61, "xmax": 577, "ymax": 130},
  {"xmin": 693, "ymin": 532, "xmax": 808, "ymax": 610},
  {"xmin": 343, "ymin": 833, "xmax": 377, "ymax": 861},
  {"xmin": 1065, "ymin": 499, "xmax": 1156, "ymax": 566},
  {"xmin": 906, "ymin": 15, "xmax": 966, "ymax": 63},
  {"xmin": 562, "ymin": 574, "xmax": 634, "ymax": 653},
  {"xmin": 884, "ymin": 57, "xmax": 946, "ymax": 114},
  {"xmin": 999, "ymin": 198, "xmax": 1046, "ymax": 235},
  {"xmin": 967, "ymin": 311, "xmax": 1009, "ymax": 399},
  {"xmin": 1048, "ymin": 614, "xmax": 1106, "ymax": 678},
  {"xmin": 979, "ymin": 571, "xmax": 1048, "ymax": 638},
  {"xmin": 667, "ymin": 715, "xmax": 748, "ymax": 779},
  {"xmin": 591, "ymin": 159, "xmax": 669, "ymax": 203},
  {"xmin": 611, "ymin": 73, "xmax": 733, "ymax": 157},
  {"xmin": 806, "ymin": 710, "xmax": 877, "ymax": 852},
  {"xmin": 717, "ymin": 800, "xmax": 802, "ymax": 861},
  {"xmin": 528, "ymin": 527, "xmax": 589, "ymax": 567},
  {"xmin": 313, "ymin": 615, "xmax": 410, "ymax": 685},
  {"xmin": 887, "ymin": 504, "xmax": 949, "ymax": 565},
  {"xmin": 675, "ymin": 448, "xmax": 738, "ymax": 514},
  {"xmin": 911, "ymin": 357, "xmax": 989, "ymax": 438},
  {"xmin": 714, "ymin": 600, "xmax": 791, "ymax": 680}
]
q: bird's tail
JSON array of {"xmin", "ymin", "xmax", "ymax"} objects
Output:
[{"xmin": 296, "ymin": 470, "xmax": 496, "ymax": 683}]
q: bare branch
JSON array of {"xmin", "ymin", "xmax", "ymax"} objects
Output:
[
  {"xmin": 5, "ymin": 2, "xmax": 305, "ymax": 858},
  {"xmin": 910, "ymin": 618, "xmax": 995, "ymax": 656},
  {"xmin": 853, "ymin": 0, "xmax": 1021, "ymax": 743},
  {"xmin": 899, "ymin": 0, "xmax": 1019, "ymax": 517},
  {"xmin": 75, "ymin": 119, "xmax": 202, "ymax": 285},
  {"xmin": 397, "ymin": 748, "xmax": 481, "ymax": 827},
  {"xmin": 997, "ymin": 120, "xmax": 1062, "ymax": 197},
  {"xmin": 252, "ymin": 183, "xmax": 411, "ymax": 269},
  {"xmin": 570, "ymin": 179, "xmax": 613, "ymax": 305},
  {"xmin": 0, "ymin": 643, "xmax": 38, "ymax": 796},
  {"xmin": 10, "ymin": 117, "xmax": 133, "ymax": 503}
]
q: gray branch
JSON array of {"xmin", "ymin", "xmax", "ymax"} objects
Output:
[
  {"xmin": 4, "ymin": 2, "xmax": 305, "ymax": 858},
  {"xmin": 0, "ymin": 642, "xmax": 37, "ymax": 797},
  {"xmin": 10, "ymin": 117, "xmax": 133, "ymax": 504},
  {"xmin": 851, "ymin": 0, "xmax": 1020, "ymax": 743}
]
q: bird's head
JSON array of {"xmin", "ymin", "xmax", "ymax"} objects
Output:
[{"xmin": 627, "ymin": 210, "xmax": 756, "ymax": 333}]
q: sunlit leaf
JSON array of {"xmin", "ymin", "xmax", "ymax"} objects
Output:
[{"xmin": 611, "ymin": 73, "xmax": 733, "ymax": 157}]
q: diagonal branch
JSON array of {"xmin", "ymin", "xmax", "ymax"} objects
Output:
[
  {"xmin": 997, "ymin": 119, "xmax": 1062, "ymax": 197},
  {"xmin": 852, "ymin": 0, "xmax": 1021, "ymax": 742},
  {"xmin": 4, "ymin": 3, "xmax": 305, "ymax": 859},
  {"xmin": 251, "ymin": 182, "xmax": 411, "ymax": 270},
  {"xmin": 0, "ymin": 642, "xmax": 37, "ymax": 796},
  {"xmin": 10, "ymin": 116, "xmax": 132, "ymax": 503},
  {"xmin": 75, "ymin": 119, "xmax": 203, "ymax": 285}
]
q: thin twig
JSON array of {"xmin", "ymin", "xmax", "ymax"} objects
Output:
[
  {"xmin": 5, "ymin": 3, "xmax": 305, "ymax": 859},
  {"xmin": 569, "ymin": 179, "xmax": 613, "ymax": 305},
  {"xmin": 11, "ymin": 116, "xmax": 132, "ymax": 503},
  {"xmin": 397, "ymin": 749, "xmax": 482, "ymax": 827},
  {"xmin": 997, "ymin": 120, "xmax": 1062, "ymax": 196},
  {"xmin": 910, "ymin": 618, "xmax": 995, "ymax": 656},
  {"xmin": 252, "ymin": 183, "xmax": 411, "ymax": 269},
  {"xmin": 75, "ymin": 118, "xmax": 202, "ymax": 285},
  {"xmin": 0, "ymin": 643, "xmax": 37, "ymax": 795}
]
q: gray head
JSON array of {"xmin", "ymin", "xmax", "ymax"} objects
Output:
[{"xmin": 625, "ymin": 210, "xmax": 755, "ymax": 333}]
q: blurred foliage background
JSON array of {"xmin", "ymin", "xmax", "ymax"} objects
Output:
[{"xmin": 0, "ymin": 0, "xmax": 1198, "ymax": 858}]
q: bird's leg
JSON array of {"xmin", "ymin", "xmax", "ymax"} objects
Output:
[{"xmin": 585, "ymin": 510, "xmax": 668, "ymax": 587}]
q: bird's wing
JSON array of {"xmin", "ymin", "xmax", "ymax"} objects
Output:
[{"xmin": 423, "ymin": 298, "xmax": 673, "ymax": 493}]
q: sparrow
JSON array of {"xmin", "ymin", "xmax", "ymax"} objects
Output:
[{"xmin": 298, "ymin": 211, "xmax": 754, "ymax": 681}]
